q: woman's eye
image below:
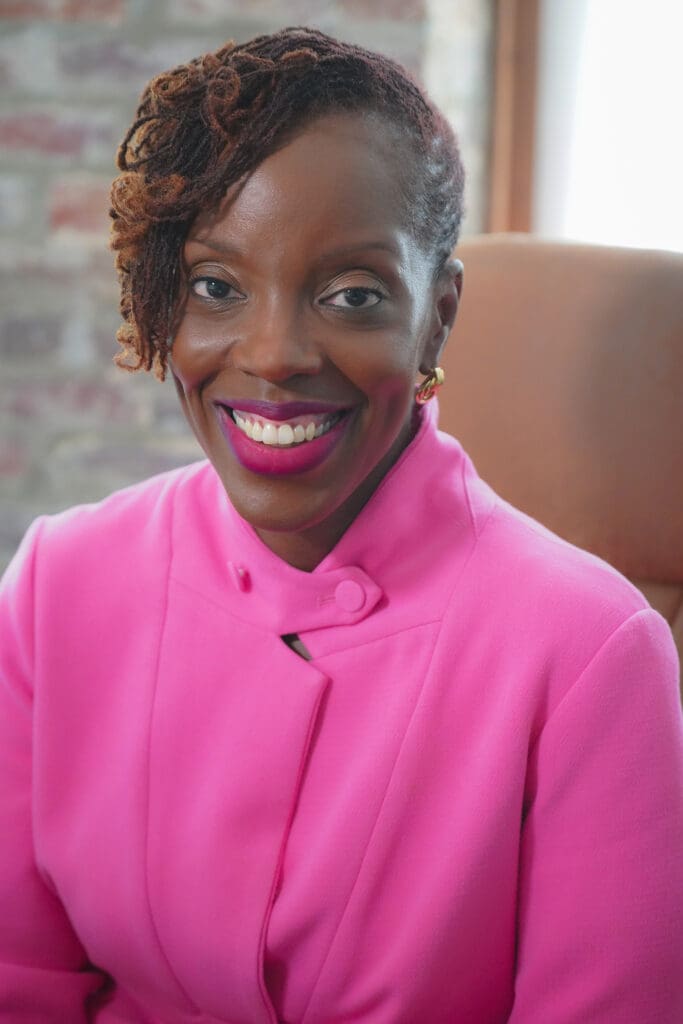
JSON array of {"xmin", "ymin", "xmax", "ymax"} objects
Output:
[
  {"xmin": 190, "ymin": 277, "xmax": 238, "ymax": 301},
  {"xmin": 323, "ymin": 287, "xmax": 383, "ymax": 310}
]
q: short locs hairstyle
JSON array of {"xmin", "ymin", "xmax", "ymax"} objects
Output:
[{"xmin": 109, "ymin": 26, "xmax": 465, "ymax": 380}]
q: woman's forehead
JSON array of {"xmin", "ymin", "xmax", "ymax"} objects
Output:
[{"xmin": 189, "ymin": 111, "xmax": 418, "ymax": 248}]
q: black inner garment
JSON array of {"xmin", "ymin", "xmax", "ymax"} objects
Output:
[{"xmin": 281, "ymin": 633, "xmax": 312, "ymax": 661}]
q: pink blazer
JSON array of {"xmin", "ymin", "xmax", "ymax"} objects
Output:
[{"xmin": 2, "ymin": 403, "xmax": 682, "ymax": 1023}]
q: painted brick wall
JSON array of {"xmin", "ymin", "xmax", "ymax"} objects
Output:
[{"xmin": 0, "ymin": 0, "xmax": 494, "ymax": 569}]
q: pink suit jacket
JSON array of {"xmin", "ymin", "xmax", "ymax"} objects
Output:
[{"xmin": 1, "ymin": 402, "xmax": 683, "ymax": 1023}]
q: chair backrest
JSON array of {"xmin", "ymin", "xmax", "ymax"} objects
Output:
[{"xmin": 439, "ymin": 233, "xmax": 683, "ymax": 682}]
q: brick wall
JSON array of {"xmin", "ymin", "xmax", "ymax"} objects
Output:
[{"xmin": 0, "ymin": 0, "xmax": 494, "ymax": 569}]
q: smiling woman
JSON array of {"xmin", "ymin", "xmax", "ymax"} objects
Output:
[
  {"xmin": 171, "ymin": 111, "xmax": 459, "ymax": 569},
  {"xmin": 1, "ymin": 25, "xmax": 682, "ymax": 1024}
]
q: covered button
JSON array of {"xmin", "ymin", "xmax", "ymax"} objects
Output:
[
  {"xmin": 228, "ymin": 562, "xmax": 251, "ymax": 592},
  {"xmin": 334, "ymin": 578, "xmax": 366, "ymax": 612}
]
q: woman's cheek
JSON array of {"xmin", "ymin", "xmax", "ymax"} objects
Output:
[
  {"xmin": 170, "ymin": 317, "xmax": 228, "ymax": 393},
  {"xmin": 346, "ymin": 331, "xmax": 422, "ymax": 389}
]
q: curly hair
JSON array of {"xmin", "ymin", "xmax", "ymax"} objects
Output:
[{"xmin": 109, "ymin": 26, "xmax": 465, "ymax": 380}]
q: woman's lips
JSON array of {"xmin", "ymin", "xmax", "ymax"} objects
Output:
[
  {"xmin": 216, "ymin": 403, "xmax": 353, "ymax": 477},
  {"xmin": 219, "ymin": 399, "xmax": 348, "ymax": 421}
]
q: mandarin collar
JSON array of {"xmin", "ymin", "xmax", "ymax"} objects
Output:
[{"xmin": 171, "ymin": 400, "xmax": 471, "ymax": 636}]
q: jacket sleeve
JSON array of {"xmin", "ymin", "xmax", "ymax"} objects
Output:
[
  {"xmin": 0, "ymin": 520, "xmax": 107, "ymax": 1021},
  {"xmin": 508, "ymin": 608, "xmax": 683, "ymax": 1023}
]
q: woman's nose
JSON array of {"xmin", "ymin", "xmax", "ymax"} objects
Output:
[{"xmin": 232, "ymin": 311, "xmax": 324, "ymax": 383}]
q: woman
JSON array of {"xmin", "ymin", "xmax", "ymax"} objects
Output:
[{"xmin": 1, "ymin": 27, "xmax": 682, "ymax": 1024}]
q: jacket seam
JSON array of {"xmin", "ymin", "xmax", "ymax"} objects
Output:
[
  {"xmin": 141, "ymin": 482, "xmax": 201, "ymax": 1014},
  {"xmin": 255, "ymin": 677, "xmax": 331, "ymax": 1024},
  {"xmin": 461, "ymin": 451, "xmax": 478, "ymax": 538},
  {"xmin": 436, "ymin": 488, "xmax": 500, "ymax": 624},
  {"xmin": 28, "ymin": 519, "xmax": 43, "ymax": 692},
  {"xmin": 309, "ymin": 618, "xmax": 443, "ymax": 658},
  {"xmin": 28, "ymin": 518, "xmax": 55, "ymax": 894},
  {"xmin": 526, "ymin": 607, "xmax": 654, "ymax": 763}
]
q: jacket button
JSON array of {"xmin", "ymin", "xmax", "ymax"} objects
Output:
[
  {"xmin": 334, "ymin": 579, "xmax": 365, "ymax": 612},
  {"xmin": 228, "ymin": 562, "xmax": 250, "ymax": 592}
]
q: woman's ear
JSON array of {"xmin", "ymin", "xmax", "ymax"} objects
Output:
[{"xmin": 420, "ymin": 257, "xmax": 464, "ymax": 373}]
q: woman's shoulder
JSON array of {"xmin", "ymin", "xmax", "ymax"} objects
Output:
[
  {"xmin": 457, "ymin": 454, "xmax": 650, "ymax": 641},
  {"xmin": 7, "ymin": 460, "xmax": 212, "ymax": 586},
  {"xmin": 51, "ymin": 459, "xmax": 207, "ymax": 532},
  {"xmin": 446, "ymin": 460, "xmax": 677, "ymax": 734},
  {"xmin": 404, "ymin": 425, "xmax": 648, "ymax": 638},
  {"xmin": 0, "ymin": 462, "xmax": 213, "ymax": 661}
]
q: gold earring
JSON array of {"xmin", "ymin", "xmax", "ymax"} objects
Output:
[{"xmin": 415, "ymin": 366, "xmax": 445, "ymax": 404}]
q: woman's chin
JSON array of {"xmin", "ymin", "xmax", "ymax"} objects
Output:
[{"xmin": 219, "ymin": 478, "xmax": 351, "ymax": 539}]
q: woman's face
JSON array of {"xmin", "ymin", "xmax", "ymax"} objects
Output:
[{"xmin": 170, "ymin": 111, "xmax": 461, "ymax": 570}]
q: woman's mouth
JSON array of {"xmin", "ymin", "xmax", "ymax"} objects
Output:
[{"xmin": 215, "ymin": 403, "xmax": 353, "ymax": 477}]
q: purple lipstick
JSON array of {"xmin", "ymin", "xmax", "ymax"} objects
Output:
[{"xmin": 215, "ymin": 400, "xmax": 353, "ymax": 477}]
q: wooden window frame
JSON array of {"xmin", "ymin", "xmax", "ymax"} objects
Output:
[{"xmin": 488, "ymin": 0, "xmax": 540, "ymax": 232}]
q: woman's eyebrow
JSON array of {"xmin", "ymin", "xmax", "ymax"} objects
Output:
[
  {"xmin": 185, "ymin": 237, "xmax": 402, "ymax": 262},
  {"xmin": 314, "ymin": 241, "xmax": 403, "ymax": 263},
  {"xmin": 184, "ymin": 237, "xmax": 246, "ymax": 258}
]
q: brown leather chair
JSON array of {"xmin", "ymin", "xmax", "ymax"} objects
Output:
[{"xmin": 440, "ymin": 233, "xmax": 683, "ymax": 688}]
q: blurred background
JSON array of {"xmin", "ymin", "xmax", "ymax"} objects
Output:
[{"xmin": 1, "ymin": 0, "xmax": 681, "ymax": 569}]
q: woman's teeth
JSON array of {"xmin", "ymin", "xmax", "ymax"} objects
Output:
[{"xmin": 232, "ymin": 411, "xmax": 341, "ymax": 447}]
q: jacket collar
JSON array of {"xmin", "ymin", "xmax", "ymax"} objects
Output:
[{"xmin": 171, "ymin": 401, "xmax": 477, "ymax": 637}]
